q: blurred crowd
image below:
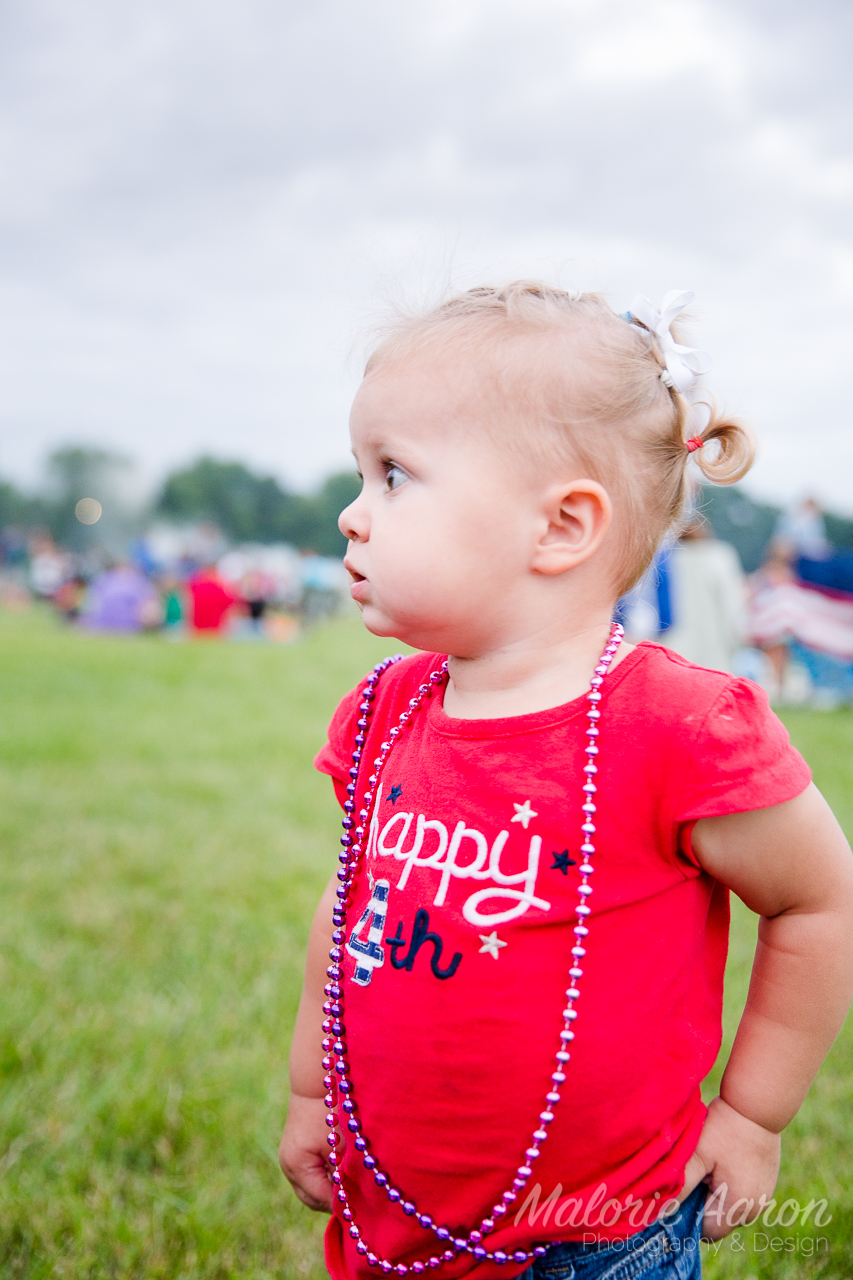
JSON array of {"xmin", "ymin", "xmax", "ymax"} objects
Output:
[
  {"xmin": 0, "ymin": 522, "xmax": 350, "ymax": 641},
  {"xmin": 622, "ymin": 497, "xmax": 853, "ymax": 710},
  {"xmin": 3, "ymin": 500, "xmax": 853, "ymax": 704}
]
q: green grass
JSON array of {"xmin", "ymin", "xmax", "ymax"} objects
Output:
[
  {"xmin": 0, "ymin": 609, "xmax": 850, "ymax": 1278},
  {"xmin": 0, "ymin": 608, "xmax": 398, "ymax": 1279}
]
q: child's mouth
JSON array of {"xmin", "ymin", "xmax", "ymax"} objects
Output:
[{"xmin": 344, "ymin": 561, "xmax": 369, "ymax": 602}]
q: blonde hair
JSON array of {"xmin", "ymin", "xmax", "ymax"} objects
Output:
[{"xmin": 364, "ymin": 282, "xmax": 754, "ymax": 594}]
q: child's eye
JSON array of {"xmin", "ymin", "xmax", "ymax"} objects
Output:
[{"xmin": 384, "ymin": 463, "xmax": 408, "ymax": 492}]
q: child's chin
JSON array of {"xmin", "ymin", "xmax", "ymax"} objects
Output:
[
  {"xmin": 362, "ymin": 607, "xmax": 415, "ymax": 647},
  {"xmin": 361, "ymin": 608, "xmax": 399, "ymax": 640}
]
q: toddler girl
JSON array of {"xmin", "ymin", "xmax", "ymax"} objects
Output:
[{"xmin": 280, "ymin": 284, "xmax": 853, "ymax": 1279}]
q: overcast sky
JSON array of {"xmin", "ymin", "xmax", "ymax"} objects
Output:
[{"xmin": 1, "ymin": 0, "xmax": 851, "ymax": 508}]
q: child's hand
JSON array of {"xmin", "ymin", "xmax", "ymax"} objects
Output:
[
  {"xmin": 680, "ymin": 1096, "xmax": 781, "ymax": 1241},
  {"xmin": 279, "ymin": 1093, "xmax": 336, "ymax": 1212}
]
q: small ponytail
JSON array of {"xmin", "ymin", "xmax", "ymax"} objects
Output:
[{"xmin": 688, "ymin": 409, "xmax": 755, "ymax": 484}]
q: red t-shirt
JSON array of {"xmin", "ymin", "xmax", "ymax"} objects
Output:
[
  {"xmin": 188, "ymin": 575, "xmax": 235, "ymax": 631},
  {"xmin": 314, "ymin": 643, "xmax": 810, "ymax": 1279}
]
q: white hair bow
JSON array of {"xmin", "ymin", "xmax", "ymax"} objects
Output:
[{"xmin": 628, "ymin": 290, "xmax": 711, "ymax": 393}]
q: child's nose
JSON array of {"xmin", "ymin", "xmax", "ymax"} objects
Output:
[{"xmin": 338, "ymin": 494, "xmax": 369, "ymax": 542}]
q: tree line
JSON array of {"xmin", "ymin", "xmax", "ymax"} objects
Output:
[
  {"xmin": 157, "ymin": 457, "xmax": 360, "ymax": 556},
  {"xmin": 4, "ymin": 446, "xmax": 853, "ymax": 568},
  {"xmin": 0, "ymin": 449, "xmax": 362, "ymax": 558}
]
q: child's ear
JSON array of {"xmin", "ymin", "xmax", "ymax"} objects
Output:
[{"xmin": 531, "ymin": 480, "xmax": 612, "ymax": 576}]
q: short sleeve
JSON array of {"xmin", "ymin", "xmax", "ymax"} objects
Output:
[
  {"xmin": 673, "ymin": 677, "xmax": 811, "ymax": 823},
  {"xmin": 312, "ymin": 652, "xmax": 437, "ymax": 811},
  {"xmin": 314, "ymin": 682, "xmax": 365, "ymax": 809}
]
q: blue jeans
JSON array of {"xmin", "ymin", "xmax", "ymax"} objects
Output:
[{"xmin": 517, "ymin": 1183, "xmax": 705, "ymax": 1280}]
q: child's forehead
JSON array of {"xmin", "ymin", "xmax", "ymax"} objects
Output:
[
  {"xmin": 360, "ymin": 324, "xmax": 607, "ymax": 416},
  {"xmin": 358, "ymin": 351, "xmax": 486, "ymax": 401},
  {"xmin": 352, "ymin": 355, "xmax": 501, "ymax": 441}
]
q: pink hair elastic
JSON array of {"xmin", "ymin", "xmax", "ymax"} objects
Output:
[{"xmin": 685, "ymin": 436, "xmax": 704, "ymax": 453}]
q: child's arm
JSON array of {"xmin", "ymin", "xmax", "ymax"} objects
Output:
[
  {"xmin": 279, "ymin": 874, "xmax": 338, "ymax": 1212},
  {"xmin": 684, "ymin": 782, "xmax": 853, "ymax": 1239}
]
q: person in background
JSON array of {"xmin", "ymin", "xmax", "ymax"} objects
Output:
[
  {"xmin": 773, "ymin": 497, "xmax": 831, "ymax": 561},
  {"xmin": 748, "ymin": 542, "xmax": 853, "ymax": 708},
  {"xmin": 53, "ymin": 574, "xmax": 88, "ymax": 624},
  {"xmin": 661, "ymin": 515, "xmax": 747, "ymax": 673},
  {"xmin": 747, "ymin": 542, "xmax": 797, "ymax": 698},
  {"xmin": 241, "ymin": 568, "xmax": 274, "ymax": 634},
  {"xmin": 300, "ymin": 549, "xmax": 344, "ymax": 627},
  {"xmin": 778, "ymin": 497, "xmax": 853, "ymax": 598},
  {"xmin": 188, "ymin": 564, "xmax": 236, "ymax": 637},
  {"xmin": 28, "ymin": 535, "xmax": 69, "ymax": 599},
  {"xmin": 160, "ymin": 575, "xmax": 185, "ymax": 633},
  {"xmin": 621, "ymin": 515, "xmax": 746, "ymax": 675},
  {"xmin": 83, "ymin": 563, "xmax": 159, "ymax": 633}
]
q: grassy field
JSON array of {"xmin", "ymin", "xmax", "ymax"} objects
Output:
[{"xmin": 0, "ymin": 608, "xmax": 851, "ymax": 1279}]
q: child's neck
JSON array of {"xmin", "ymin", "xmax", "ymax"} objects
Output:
[{"xmin": 442, "ymin": 619, "xmax": 633, "ymax": 720}]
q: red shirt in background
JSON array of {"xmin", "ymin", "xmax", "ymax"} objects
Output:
[
  {"xmin": 314, "ymin": 643, "xmax": 811, "ymax": 1280},
  {"xmin": 188, "ymin": 571, "xmax": 235, "ymax": 632}
]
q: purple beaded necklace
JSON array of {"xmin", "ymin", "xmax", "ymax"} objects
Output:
[{"xmin": 321, "ymin": 622, "xmax": 625, "ymax": 1273}]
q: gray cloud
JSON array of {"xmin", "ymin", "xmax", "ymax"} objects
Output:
[{"xmin": 0, "ymin": 0, "xmax": 851, "ymax": 506}]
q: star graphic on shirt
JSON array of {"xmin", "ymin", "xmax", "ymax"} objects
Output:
[
  {"xmin": 388, "ymin": 784, "xmax": 403, "ymax": 805},
  {"xmin": 551, "ymin": 850, "xmax": 576, "ymax": 876},
  {"xmin": 478, "ymin": 931, "xmax": 508, "ymax": 960},
  {"xmin": 511, "ymin": 800, "xmax": 538, "ymax": 829}
]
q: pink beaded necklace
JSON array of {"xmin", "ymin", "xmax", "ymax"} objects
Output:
[{"xmin": 320, "ymin": 622, "xmax": 625, "ymax": 1273}]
